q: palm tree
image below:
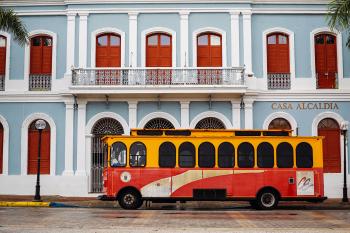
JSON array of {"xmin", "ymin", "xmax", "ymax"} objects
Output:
[
  {"xmin": 0, "ymin": 7, "xmax": 28, "ymax": 45},
  {"xmin": 328, "ymin": 0, "xmax": 350, "ymax": 48}
]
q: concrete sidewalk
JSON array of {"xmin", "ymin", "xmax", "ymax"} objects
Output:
[{"xmin": 0, "ymin": 195, "xmax": 350, "ymax": 210}]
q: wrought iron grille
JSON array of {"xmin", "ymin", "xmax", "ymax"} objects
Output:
[
  {"xmin": 195, "ymin": 117, "xmax": 226, "ymax": 129},
  {"xmin": 90, "ymin": 118, "xmax": 124, "ymax": 193},
  {"xmin": 144, "ymin": 118, "xmax": 175, "ymax": 129},
  {"xmin": 72, "ymin": 67, "xmax": 245, "ymax": 86},
  {"xmin": 29, "ymin": 74, "xmax": 51, "ymax": 91},
  {"xmin": 0, "ymin": 74, "xmax": 4, "ymax": 91},
  {"xmin": 267, "ymin": 73, "xmax": 290, "ymax": 90}
]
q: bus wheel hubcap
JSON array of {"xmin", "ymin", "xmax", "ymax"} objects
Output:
[
  {"xmin": 124, "ymin": 194, "xmax": 135, "ymax": 205},
  {"xmin": 261, "ymin": 193, "xmax": 275, "ymax": 207}
]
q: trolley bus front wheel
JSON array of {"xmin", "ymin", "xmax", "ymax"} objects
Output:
[
  {"xmin": 256, "ymin": 189, "xmax": 279, "ymax": 210},
  {"xmin": 118, "ymin": 189, "xmax": 143, "ymax": 210}
]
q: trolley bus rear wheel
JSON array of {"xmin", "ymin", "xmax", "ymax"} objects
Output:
[
  {"xmin": 118, "ymin": 189, "xmax": 142, "ymax": 210},
  {"xmin": 256, "ymin": 189, "xmax": 279, "ymax": 210}
]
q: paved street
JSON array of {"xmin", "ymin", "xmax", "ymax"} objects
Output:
[{"xmin": 1, "ymin": 203, "xmax": 350, "ymax": 233}]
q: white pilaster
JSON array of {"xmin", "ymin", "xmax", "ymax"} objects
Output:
[
  {"xmin": 180, "ymin": 101, "xmax": 190, "ymax": 128},
  {"xmin": 65, "ymin": 13, "xmax": 76, "ymax": 75},
  {"xmin": 230, "ymin": 11, "xmax": 240, "ymax": 67},
  {"xmin": 244, "ymin": 98, "xmax": 254, "ymax": 129},
  {"xmin": 128, "ymin": 101, "xmax": 138, "ymax": 133},
  {"xmin": 78, "ymin": 12, "xmax": 88, "ymax": 68},
  {"xmin": 242, "ymin": 11, "xmax": 252, "ymax": 75},
  {"xmin": 76, "ymin": 100, "xmax": 87, "ymax": 176},
  {"xmin": 63, "ymin": 100, "xmax": 74, "ymax": 176},
  {"xmin": 128, "ymin": 12, "xmax": 138, "ymax": 67},
  {"xmin": 179, "ymin": 11, "xmax": 189, "ymax": 67},
  {"xmin": 231, "ymin": 101, "xmax": 241, "ymax": 129}
]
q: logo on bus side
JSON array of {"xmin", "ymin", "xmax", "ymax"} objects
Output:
[
  {"xmin": 296, "ymin": 171, "xmax": 314, "ymax": 196},
  {"xmin": 120, "ymin": 172, "xmax": 131, "ymax": 183}
]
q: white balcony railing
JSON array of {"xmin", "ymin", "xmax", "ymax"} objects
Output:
[{"xmin": 72, "ymin": 67, "xmax": 245, "ymax": 87}]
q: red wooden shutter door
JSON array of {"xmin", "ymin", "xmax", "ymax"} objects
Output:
[
  {"xmin": 318, "ymin": 128, "xmax": 341, "ymax": 173},
  {"xmin": 0, "ymin": 36, "xmax": 6, "ymax": 75},
  {"xmin": 28, "ymin": 128, "xmax": 50, "ymax": 174},
  {"xmin": 42, "ymin": 37, "xmax": 52, "ymax": 74},
  {"xmin": 30, "ymin": 37, "xmax": 43, "ymax": 74},
  {"xmin": 267, "ymin": 34, "xmax": 289, "ymax": 73},
  {"xmin": 40, "ymin": 130, "xmax": 51, "ymax": 174}
]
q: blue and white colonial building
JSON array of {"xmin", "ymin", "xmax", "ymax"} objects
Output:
[{"xmin": 0, "ymin": 0, "xmax": 349, "ymax": 198}]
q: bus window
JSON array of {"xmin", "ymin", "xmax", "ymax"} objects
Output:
[
  {"xmin": 257, "ymin": 142, "xmax": 274, "ymax": 168},
  {"xmin": 218, "ymin": 142, "xmax": 234, "ymax": 168},
  {"xmin": 179, "ymin": 142, "xmax": 195, "ymax": 168},
  {"xmin": 159, "ymin": 142, "xmax": 176, "ymax": 168},
  {"xmin": 238, "ymin": 142, "xmax": 254, "ymax": 168},
  {"xmin": 198, "ymin": 142, "xmax": 215, "ymax": 168},
  {"xmin": 111, "ymin": 142, "xmax": 127, "ymax": 167},
  {"xmin": 296, "ymin": 142, "xmax": 313, "ymax": 168},
  {"xmin": 130, "ymin": 142, "xmax": 146, "ymax": 167},
  {"xmin": 277, "ymin": 142, "xmax": 293, "ymax": 168}
]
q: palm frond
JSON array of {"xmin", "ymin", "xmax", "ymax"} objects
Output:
[
  {"xmin": 327, "ymin": 0, "xmax": 350, "ymax": 48},
  {"xmin": 0, "ymin": 8, "xmax": 28, "ymax": 45}
]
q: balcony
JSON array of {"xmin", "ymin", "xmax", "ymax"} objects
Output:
[
  {"xmin": 0, "ymin": 74, "xmax": 4, "ymax": 91},
  {"xmin": 267, "ymin": 73, "xmax": 290, "ymax": 90},
  {"xmin": 71, "ymin": 67, "xmax": 246, "ymax": 95},
  {"xmin": 29, "ymin": 74, "xmax": 51, "ymax": 91}
]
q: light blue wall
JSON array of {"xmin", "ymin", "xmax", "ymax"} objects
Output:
[
  {"xmin": 86, "ymin": 102, "xmax": 129, "ymax": 128},
  {"xmin": 189, "ymin": 13, "xmax": 231, "ymax": 67},
  {"xmin": 87, "ymin": 14, "xmax": 129, "ymax": 67},
  {"xmin": 0, "ymin": 103, "xmax": 66, "ymax": 175},
  {"xmin": 343, "ymin": 31, "xmax": 350, "ymax": 77},
  {"xmin": 189, "ymin": 101, "xmax": 232, "ymax": 126},
  {"xmin": 137, "ymin": 102, "xmax": 181, "ymax": 126},
  {"xmin": 138, "ymin": 13, "xmax": 180, "ymax": 67}
]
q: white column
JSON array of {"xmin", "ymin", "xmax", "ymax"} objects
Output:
[
  {"xmin": 79, "ymin": 12, "xmax": 88, "ymax": 68},
  {"xmin": 230, "ymin": 11, "xmax": 240, "ymax": 67},
  {"xmin": 179, "ymin": 11, "xmax": 189, "ymax": 67},
  {"xmin": 65, "ymin": 13, "xmax": 76, "ymax": 75},
  {"xmin": 129, "ymin": 12, "xmax": 138, "ymax": 67},
  {"xmin": 242, "ymin": 11, "xmax": 252, "ymax": 75},
  {"xmin": 128, "ymin": 101, "xmax": 138, "ymax": 133},
  {"xmin": 63, "ymin": 100, "xmax": 74, "ymax": 176},
  {"xmin": 76, "ymin": 100, "xmax": 87, "ymax": 176},
  {"xmin": 244, "ymin": 98, "xmax": 254, "ymax": 129},
  {"xmin": 231, "ymin": 101, "xmax": 241, "ymax": 129},
  {"xmin": 180, "ymin": 101, "xmax": 190, "ymax": 128}
]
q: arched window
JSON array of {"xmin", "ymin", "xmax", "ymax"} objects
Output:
[
  {"xmin": 315, "ymin": 33, "xmax": 337, "ymax": 89},
  {"xmin": 0, "ymin": 123, "xmax": 3, "ymax": 174},
  {"xmin": 238, "ymin": 142, "xmax": 254, "ymax": 168},
  {"xmin": 28, "ymin": 120, "xmax": 50, "ymax": 174},
  {"xmin": 296, "ymin": 142, "xmax": 313, "ymax": 168},
  {"xmin": 30, "ymin": 35, "xmax": 52, "ymax": 75},
  {"xmin": 96, "ymin": 33, "xmax": 121, "ymax": 67},
  {"xmin": 179, "ymin": 142, "xmax": 195, "ymax": 168},
  {"xmin": 318, "ymin": 118, "xmax": 340, "ymax": 173},
  {"xmin": 277, "ymin": 142, "xmax": 293, "ymax": 168},
  {"xmin": 130, "ymin": 142, "xmax": 146, "ymax": 167},
  {"xmin": 195, "ymin": 117, "xmax": 225, "ymax": 129},
  {"xmin": 111, "ymin": 142, "xmax": 127, "ymax": 167},
  {"xmin": 159, "ymin": 142, "xmax": 176, "ymax": 168},
  {"xmin": 197, "ymin": 32, "xmax": 222, "ymax": 67},
  {"xmin": 257, "ymin": 142, "xmax": 274, "ymax": 168},
  {"xmin": 146, "ymin": 33, "xmax": 172, "ymax": 67},
  {"xmin": 267, "ymin": 33, "xmax": 290, "ymax": 74},
  {"xmin": 144, "ymin": 118, "xmax": 175, "ymax": 129},
  {"xmin": 198, "ymin": 142, "xmax": 215, "ymax": 168},
  {"xmin": 218, "ymin": 142, "xmax": 234, "ymax": 168},
  {"xmin": 0, "ymin": 36, "xmax": 6, "ymax": 91},
  {"xmin": 268, "ymin": 118, "xmax": 291, "ymax": 130}
]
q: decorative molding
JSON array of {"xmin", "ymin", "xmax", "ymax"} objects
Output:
[
  {"xmin": 63, "ymin": 102, "xmax": 74, "ymax": 176},
  {"xmin": 91, "ymin": 27, "xmax": 126, "ymax": 67},
  {"xmin": 192, "ymin": 27, "xmax": 227, "ymax": 67},
  {"xmin": 190, "ymin": 111, "xmax": 232, "ymax": 129},
  {"xmin": 128, "ymin": 12, "xmax": 138, "ymax": 67},
  {"xmin": 230, "ymin": 12, "xmax": 240, "ymax": 67},
  {"xmin": 138, "ymin": 112, "xmax": 180, "ymax": 128},
  {"xmin": 242, "ymin": 11, "xmax": 252, "ymax": 74},
  {"xmin": 0, "ymin": 115, "xmax": 9, "ymax": 175},
  {"xmin": 85, "ymin": 111, "xmax": 129, "ymax": 135},
  {"xmin": 21, "ymin": 113, "xmax": 57, "ymax": 176},
  {"xmin": 79, "ymin": 13, "xmax": 89, "ymax": 68},
  {"xmin": 0, "ymin": 31, "xmax": 11, "ymax": 89},
  {"xmin": 311, "ymin": 111, "xmax": 345, "ymax": 136},
  {"xmin": 24, "ymin": 30, "xmax": 57, "ymax": 91},
  {"xmin": 141, "ymin": 27, "xmax": 177, "ymax": 67},
  {"xmin": 179, "ymin": 11, "xmax": 189, "ymax": 67},
  {"xmin": 262, "ymin": 111, "xmax": 298, "ymax": 136},
  {"xmin": 65, "ymin": 13, "xmax": 76, "ymax": 75}
]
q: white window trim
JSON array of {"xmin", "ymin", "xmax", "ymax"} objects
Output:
[
  {"xmin": 0, "ymin": 114, "xmax": 9, "ymax": 175},
  {"xmin": 24, "ymin": 30, "xmax": 57, "ymax": 91},
  {"xmin": 85, "ymin": 111, "xmax": 129, "ymax": 135},
  {"xmin": 141, "ymin": 27, "xmax": 177, "ymax": 67},
  {"xmin": 311, "ymin": 111, "xmax": 345, "ymax": 136},
  {"xmin": 262, "ymin": 27, "xmax": 296, "ymax": 87},
  {"xmin": 21, "ymin": 112, "xmax": 57, "ymax": 176},
  {"xmin": 138, "ymin": 112, "xmax": 180, "ymax": 128},
  {"xmin": 192, "ymin": 27, "xmax": 227, "ymax": 67},
  {"xmin": 190, "ymin": 111, "xmax": 232, "ymax": 129},
  {"xmin": 262, "ymin": 111, "xmax": 298, "ymax": 136},
  {"xmin": 91, "ymin": 27, "xmax": 126, "ymax": 68},
  {"xmin": 0, "ymin": 31, "xmax": 11, "ymax": 87},
  {"xmin": 310, "ymin": 27, "xmax": 343, "ymax": 82}
]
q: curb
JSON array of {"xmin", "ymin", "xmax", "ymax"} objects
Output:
[{"xmin": 0, "ymin": 201, "xmax": 50, "ymax": 207}]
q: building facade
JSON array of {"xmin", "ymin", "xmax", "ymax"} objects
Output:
[{"xmin": 0, "ymin": 0, "xmax": 349, "ymax": 198}]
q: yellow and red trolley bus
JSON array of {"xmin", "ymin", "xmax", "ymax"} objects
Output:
[{"xmin": 100, "ymin": 129, "xmax": 326, "ymax": 210}]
